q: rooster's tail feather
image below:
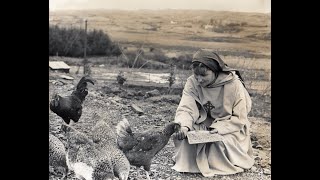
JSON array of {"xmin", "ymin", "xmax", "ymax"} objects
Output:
[
  {"xmin": 76, "ymin": 75, "xmax": 95, "ymax": 91},
  {"xmin": 72, "ymin": 75, "xmax": 95, "ymax": 102}
]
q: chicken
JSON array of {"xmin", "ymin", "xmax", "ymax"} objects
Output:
[
  {"xmin": 50, "ymin": 75, "xmax": 94, "ymax": 124},
  {"xmin": 49, "ymin": 133, "xmax": 68, "ymax": 179},
  {"xmin": 91, "ymin": 119, "xmax": 130, "ymax": 180},
  {"xmin": 61, "ymin": 124, "xmax": 116, "ymax": 180},
  {"xmin": 116, "ymin": 118, "xmax": 180, "ymax": 180}
]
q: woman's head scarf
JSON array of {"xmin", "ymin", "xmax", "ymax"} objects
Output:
[{"xmin": 192, "ymin": 49, "xmax": 245, "ymax": 86}]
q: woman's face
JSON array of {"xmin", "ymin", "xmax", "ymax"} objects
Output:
[{"xmin": 194, "ymin": 68, "xmax": 216, "ymax": 87}]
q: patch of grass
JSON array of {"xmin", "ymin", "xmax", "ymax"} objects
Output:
[{"xmin": 185, "ymin": 36, "xmax": 244, "ymax": 43}]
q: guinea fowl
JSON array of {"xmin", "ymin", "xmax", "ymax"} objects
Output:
[
  {"xmin": 50, "ymin": 75, "xmax": 94, "ymax": 125},
  {"xmin": 49, "ymin": 133, "xmax": 68, "ymax": 179},
  {"xmin": 91, "ymin": 118, "xmax": 130, "ymax": 180},
  {"xmin": 61, "ymin": 124, "xmax": 118, "ymax": 180},
  {"xmin": 116, "ymin": 118, "xmax": 180, "ymax": 180}
]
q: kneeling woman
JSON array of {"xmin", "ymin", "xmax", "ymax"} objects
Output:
[{"xmin": 172, "ymin": 49, "xmax": 254, "ymax": 177}]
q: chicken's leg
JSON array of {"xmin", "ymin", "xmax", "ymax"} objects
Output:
[
  {"xmin": 69, "ymin": 120, "xmax": 74, "ymax": 126},
  {"xmin": 145, "ymin": 170, "xmax": 151, "ymax": 180},
  {"xmin": 49, "ymin": 166, "xmax": 56, "ymax": 175},
  {"xmin": 136, "ymin": 168, "xmax": 141, "ymax": 180},
  {"xmin": 61, "ymin": 167, "xmax": 68, "ymax": 180}
]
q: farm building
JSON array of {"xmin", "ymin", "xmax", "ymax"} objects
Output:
[{"xmin": 49, "ymin": 61, "xmax": 71, "ymax": 73}]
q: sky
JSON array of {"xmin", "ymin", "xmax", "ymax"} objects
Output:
[{"xmin": 49, "ymin": 0, "xmax": 271, "ymax": 13}]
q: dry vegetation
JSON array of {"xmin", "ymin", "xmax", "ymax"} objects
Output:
[
  {"xmin": 49, "ymin": 9, "xmax": 270, "ymax": 57},
  {"xmin": 49, "ymin": 9, "xmax": 271, "ymax": 180}
]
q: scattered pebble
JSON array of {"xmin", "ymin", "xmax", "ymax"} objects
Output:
[{"xmin": 263, "ymin": 168, "xmax": 271, "ymax": 175}]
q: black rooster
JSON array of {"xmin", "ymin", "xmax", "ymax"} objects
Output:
[
  {"xmin": 50, "ymin": 75, "xmax": 94, "ymax": 124},
  {"xmin": 116, "ymin": 118, "xmax": 180, "ymax": 180}
]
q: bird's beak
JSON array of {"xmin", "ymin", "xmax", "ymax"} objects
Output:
[{"xmin": 174, "ymin": 123, "xmax": 181, "ymax": 131}]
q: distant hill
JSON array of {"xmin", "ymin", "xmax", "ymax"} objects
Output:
[{"xmin": 49, "ymin": 9, "xmax": 270, "ymax": 59}]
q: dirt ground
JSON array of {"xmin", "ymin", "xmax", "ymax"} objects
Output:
[{"xmin": 49, "ymin": 73, "xmax": 271, "ymax": 180}]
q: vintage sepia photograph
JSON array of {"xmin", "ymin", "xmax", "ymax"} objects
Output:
[{"xmin": 49, "ymin": 0, "xmax": 271, "ymax": 179}]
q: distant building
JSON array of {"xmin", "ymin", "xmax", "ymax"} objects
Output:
[
  {"xmin": 170, "ymin": 21, "xmax": 177, "ymax": 24},
  {"xmin": 204, "ymin": 24, "xmax": 214, "ymax": 30},
  {"xmin": 49, "ymin": 61, "xmax": 70, "ymax": 73}
]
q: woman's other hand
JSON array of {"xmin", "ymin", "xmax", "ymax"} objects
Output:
[
  {"xmin": 210, "ymin": 128, "xmax": 218, "ymax": 134},
  {"xmin": 175, "ymin": 126, "xmax": 189, "ymax": 140}
]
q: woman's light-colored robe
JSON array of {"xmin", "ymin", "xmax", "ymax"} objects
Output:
[{"xmin": 172, "ymin": 71, "xmax": 254, "ymax": 177}]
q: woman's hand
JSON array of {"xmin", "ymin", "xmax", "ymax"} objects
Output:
[
  {"xmin": 209, "ymin": 128, "xmax": 218, "ymax": 134},
  {"xmin": 175, "ymin": 126, "xmax": 189, "ymax": 140}
]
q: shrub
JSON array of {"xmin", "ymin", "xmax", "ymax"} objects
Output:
[{"xmin": 49, "ymin": 25, "xmax": 120, "ymax": 57}]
